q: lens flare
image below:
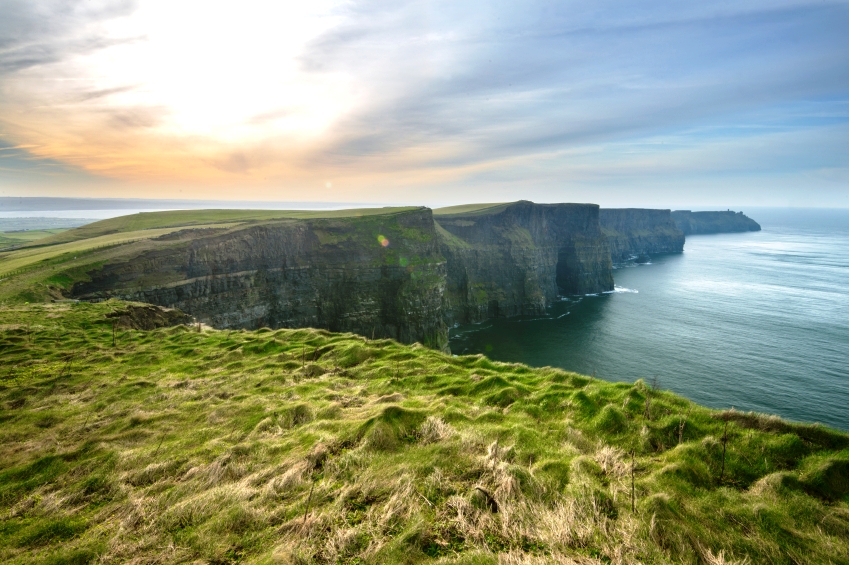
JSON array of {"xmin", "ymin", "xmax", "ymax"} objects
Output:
[{"xmin": 377, "ymin": 235, "xmax": 389, "ymax": 247}]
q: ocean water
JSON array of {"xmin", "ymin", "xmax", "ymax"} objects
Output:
[{"xmin": 449, "ymin": 208, "xmax": 849, "ymax": 430}]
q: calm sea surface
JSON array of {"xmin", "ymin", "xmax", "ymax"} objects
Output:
[{"xmin": 449, "ymin": 208, "xmax": 849, "ymax": 430}]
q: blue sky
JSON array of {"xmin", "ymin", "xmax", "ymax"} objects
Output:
[{"xmin": 0, "ymin": 0, "xmax": 847, "ymax": 207}]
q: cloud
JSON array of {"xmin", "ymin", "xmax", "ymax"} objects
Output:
[
  {"xmin": 298, "ymin": 0, "xmax": 849, "ymax": 172},
  {"xmin": 0, "ymin": 0, "xmax": 138, "ymax": 73},
  {"xmin": 105, "ymin": 106, "xmax": 166, "ymax": 130},
  {"xmin": 246, "ymin": 108, "xmax": 294, "ymax": 126},
  {"xmin": 212, "ymin": 152, "xmax": 252, "ymax": 174},
  {"xmin": 76, "ymin": 85, "xmax": 139, "ymax": 102},
  {"xmin": 0, "ymin": 0, "xmax": 847, "ymax": 205}
]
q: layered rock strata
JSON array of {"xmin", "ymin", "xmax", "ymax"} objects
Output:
[
  {"xmin": 671, "ymin": 210, "xmax": 761, "ymax": 234},
  {"xmin": 599, "ymin": 208, "xmax": 685, "ymax": 264},
  {"xmin": 434, "ymin": 201, "xmax": 614, "ymax": 325},
  {"xmin": 70, "ymin": 202, "xmax": 622, "ymax": 348},
  {"xmin": 72, "ymin": 208, "xmax": 449, "ymax": 351}
]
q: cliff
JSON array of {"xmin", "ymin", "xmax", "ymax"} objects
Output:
[
  {"xmin": 671, "ymin": 210, "xmax": 761, "ymax": 234},
  {"xmin": 599, "ymin": 208, "xmax": 685, "ymax": 263},
  {"xmin": 71, "ymin": 208, "xmax": 450, "ymax": 351},
  {"xmin": 434, "ymin": 201, "xmax": 613, "ymax": 325},
  {"xmin": 10, "ymin": 202, "xmax": 619, "ymax": 347}
]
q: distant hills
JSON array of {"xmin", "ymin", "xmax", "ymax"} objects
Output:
[{"xmin": 0, "ymin": 197, "xmax": 366, "ymax": 212}]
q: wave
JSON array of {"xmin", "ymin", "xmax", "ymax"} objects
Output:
[
  {"xmin": 513, "ymin": 317, "xmax": 554, "ymax": 323},
  {"xmin": 603, "ymin": 286, "xmax": 639, "ymax": 294}
]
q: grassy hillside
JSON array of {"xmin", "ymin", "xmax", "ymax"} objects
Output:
[
  {"xmin": 0, "ymin": 226, "xmax": 225, "ymax": 278},
  {"xmin": 0, "ymin": 229, "xmax": 70, "ymax": 250},
  {"xmin": 1, "ymin": 301, "xmax": 847, "ymax": 565},
  {"xmin": 433, "ymin": 203, "xmax": 510, "ymax": 216},
  {"xmin": 27, "ymin": 207, "xmax": 421, "ymax": 248},
  {"xmin": 0, "ymin": 207, "xmax": 421, "ymax": 303}
]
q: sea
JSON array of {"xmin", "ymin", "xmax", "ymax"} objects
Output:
[
  {"xmin": 4, "ymin": 202, "xmax": 847, "ymax": 430},
  {"xmin": 450, "ymin": 208, "xmax": 849, "ymax": 431}
]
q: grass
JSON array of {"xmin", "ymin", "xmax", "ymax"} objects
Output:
[
  {"xmin": 0, "ymin": 227, "xmax": 220, "ymax": 277},
  {"xmin": 0, "ymin": 206, "xmax": 428, "ymax": 303},
  {"xmin": 1, "ymin": 300, "xmax": 847, "ymax": 564},
  {"xmin": 433, "ymin": 203, "xmax": 510, "ymax": 216},
  {"xmin": 0, "ymin": 229, "xmax": 69, "ymax": 249},
  {"xmin": 28, "ymin": 207, "xmax": 422, "ymax": 247}
]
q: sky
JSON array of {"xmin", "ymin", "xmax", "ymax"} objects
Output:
[{"xmin": 0, "ymin": 0, "xmax": 847, "ymax": 208}]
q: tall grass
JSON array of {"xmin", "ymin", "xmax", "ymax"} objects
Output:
[{"xmin": 1, "ymin": 301, "xmax": 847, "ymax": 564}]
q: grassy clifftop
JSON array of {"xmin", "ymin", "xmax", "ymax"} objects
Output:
[
  {"xmin": 0, "ymin": 207, "xmax": 424, "ymax": 304},
  {"xmin": 20, "ymin": 207, "xmax": 422, "ymax": 249},
  {"xmin": 1, "ymin": 301, "xmax": 847, "ymax": 564},
  {"xmin": 433, "ymin": 203, "xmax": 510, "ymax": 217}
]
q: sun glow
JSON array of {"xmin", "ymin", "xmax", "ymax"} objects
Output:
[
  {"xmin": 2, "ymin": 0, "xmax": 357, "ymax": 182},
  {"xmin": 101, "ymin": 0, "xmax": 352, "ymax": 138}
]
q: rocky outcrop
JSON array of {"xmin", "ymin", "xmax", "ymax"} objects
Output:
[
  {"xmin": 106, "ymin": 304, "xmax": 194, "ymax": 330},
  {"xmin": 599, "ymin": 209, "xmax": 685, "ymax": 264},
  {"xmin": 671, "ymin": 210, "xmax": 761, "ymax": 235},
  {"xmin": 72, "ymin": 208, "xmax": 449, "ymax": 351},
  {"xmin": 435, "ymin": 201, "xmax": 613, "ymax": 325}
]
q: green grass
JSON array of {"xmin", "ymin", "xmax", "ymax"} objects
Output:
[
  {"xmin": 1, "ymin": 301, "xmax": 847, "ymax": 564},
  {"xmin": 29, "ymin": 207, "xmax": 422, "ymax": 247},
  {"xmin": 0, "ymin": 227, "xmax": 215, "ymax": 277},
  {"xmin": 433, "ymin": 203, "xmax": 511, "ymax": 216},
  {"xmin": 0, "ymin": 206, "xmax": 427, "ymax": 303},
  {"xmin": 0, "ymin": 229, "xmax": 69, "ymax": 249}
]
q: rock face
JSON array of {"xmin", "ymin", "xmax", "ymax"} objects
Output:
[
  {"xmin": 599, "ymin": 209, "xmax": 685, "ymax": 264},
  {"xmin": 106, "ymin": 304, "xmax": 194, "ymax": 330},
  {"xmin": 70, "ymin": 202, "xmax": 622, "ymax": 348},
  {"xmin": 72, "ymin": 208, "xmax": 450, "ymax": 351},
  {"xmin": 671, "ymin": 210, "xmax": 761, "ymax": 235},
  {"xmin": 435, "ymin": 201, "xmax": 614, "ymax": 325}
]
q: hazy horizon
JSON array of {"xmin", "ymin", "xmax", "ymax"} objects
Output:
[{"xmin": 3, "ymin": 196, "xmax": 848, "ymax": 215}]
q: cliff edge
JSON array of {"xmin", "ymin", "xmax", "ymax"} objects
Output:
[
  {"xmin": 672, "ymin": 210, "xmax": 761, "ymax": 235},
  {"xmin": 599, "ymin": 208, "xmax": 685, "ymax": 263},
  {"xmin": 435, "ymin": 201, "xmax": 613, "ymax": 325},
  {"xmin": 3, "ymin": 202, "xmax": 665, "ymax": 348},
  {"xmin": 71, "ymin": 207, "xmax": 450, "ymax": 351}
]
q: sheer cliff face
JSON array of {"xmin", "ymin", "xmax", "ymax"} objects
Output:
[
  {"xmin": 69, "ymin": 202, "xmax": 619, "ymax": 347},
  {"xmin": 671, "ymin": 210, "xmax": 761, "ymax": 235},
  {"xmin": 599, "ymin": 209, "xmax": 685, "ymax": 263},
  {"xmin": 435, "ymin": 201, "xmax": 614, "ymax": 325},
  {"xmin": 72, "ymin": 208, "xmax": 449, "ymax": 351}
]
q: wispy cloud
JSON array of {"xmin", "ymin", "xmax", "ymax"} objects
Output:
[
  {"xmin": 0, "ymin": 0, "xmax": 138, "ymax": 72},
  {"xmin": 301, "ymin": 1, "xmax": 849, "ymax": 166},
  {"xmin": 0, "ymin": 0, "xmax": 847, "ymax": 205}
]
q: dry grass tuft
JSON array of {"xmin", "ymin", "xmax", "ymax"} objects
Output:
[
  {"xmin": 497, "ymin": 550, "xmax": 601, "ymax": 564},
  {"xmin": 698, "ymin": 544, "xmax": 752, "ymax": 565},
  {"xmin": 418, "ymin": 416, "xmax": 455, "ymax": 444}
]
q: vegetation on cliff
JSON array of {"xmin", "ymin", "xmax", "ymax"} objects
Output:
[
  {"xmin": 0, "ymin": 207, "xmax": 449, "ymax": 350},
  {"xmin": 434, "ymin": 201, "xmax": 613, "ymax": 325},
  {"xmin": 0, "ymin": 207, "xmax": 422, "ymax": 300},
  {"xmin": 0, "ymin": 203, "xmax": 619, "ymax": 349},
  {"xmin": 671, "ymin": 211, "xmax": 761, "ymax": 235},
  {"xmin": 598, "ymin": 210, "xmax": 685, "ymax": 264},
  {"xmin": 0, "ymin": 229, "xmax": 70, "ymax": 251},
  {"xmin": 2, "ymin": 301, "xmax": 847, "ymax": 565},
  {"xmin": 22, "ymin": 207, "xmax": 423, "ymax": 249}
]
